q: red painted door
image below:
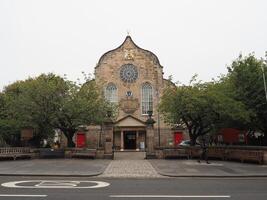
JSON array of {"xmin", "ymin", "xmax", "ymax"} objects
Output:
[
  {"xmin": 174, "ymin": 132, "xmax": 183, "ymax": 146},
  {"xmin": 76, "ymin": 133, "xmax": 86, "ymax": 148}
]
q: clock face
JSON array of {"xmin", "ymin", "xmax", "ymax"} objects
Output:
[{"xmin": 120, "ymin": 64, "xmax": 138, "ymax": 83}]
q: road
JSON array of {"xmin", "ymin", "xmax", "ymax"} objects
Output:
[{"xmin": 0, "ymin": 176, "xmax": 266, "ymax": 200}]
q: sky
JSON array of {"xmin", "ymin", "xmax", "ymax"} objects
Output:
[{"xmin": 0, "ymin": 0, "xmax": 267, "ymax": 90}]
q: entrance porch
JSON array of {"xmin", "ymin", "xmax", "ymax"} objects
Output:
[
  {"xmin": 113, "ymin": 115, "xmax": 147, "ymax": 151},
  {"xmin": 113, "ymin": 129, "xmax": 146, "ymax": 151}
]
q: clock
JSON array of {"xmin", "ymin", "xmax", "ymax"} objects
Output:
[{"xmin": 120, "ymin": 64, "xmax": 138, "ymax": 83}]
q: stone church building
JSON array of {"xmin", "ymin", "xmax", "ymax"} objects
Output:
[{"xmin": 75, "ymin": 36, "xmax": 186, "ymax": 157}]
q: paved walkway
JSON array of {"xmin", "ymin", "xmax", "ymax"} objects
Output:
[
  {"xmin": 0, "ymin": 157, "xmax": 267, "ymax": 178},
  {"xmin": 100, "ymin": 152, "xmax": 162, "ymax": 178},
  {"xmin": 99, "ymin": 160, "xmax": 162, "ymax": 178},
  {"xmin": 150, "ymin": 159, "xmax": 267, "ymax": 177},
  {"xmin": 0, "ymin": 159, "xmax": 110, "ymax": 176}
]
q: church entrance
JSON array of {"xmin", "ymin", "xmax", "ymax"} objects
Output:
[
  {"xmin": 124, "ymin": 131, "xmax": 136, "ymax": 150},
  {"xmin": 113, "ymin": 129, "xmax": 146, "ymax": 151}
]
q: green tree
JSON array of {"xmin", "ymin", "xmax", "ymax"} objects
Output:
[
  {"xmin": 2, "ymin": 74, "xmax": 68, "ymax": 145},
  {"xmin": 0, "ymin": 92, "xmax": 21, "ymax": 146},
  {"xmin": 227, "ymin": 54, "xmax": 267, "ymax": 137},
  {"xmin": 1, "ymin": 73, "xmax": 112, "ymax": 147},
  {"xmin": 159, "ymin": 77, "xmax": 249, "ymax": 145},
  {"xmin": 54, "ymin": 79, "xmax": 112, "ymax": 147}
]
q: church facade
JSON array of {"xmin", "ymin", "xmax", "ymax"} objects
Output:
[{"xmin": 76, "ymin": 36, "xmax": 186, "ymax": 156}]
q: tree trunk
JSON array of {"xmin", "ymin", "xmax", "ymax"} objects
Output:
[
  {"xmin": 64, "ymin": 131, "xmax": 75, "ymax": 147},
  {"xmin": 190, "ymin": 134, "xmax": 198, "ymax": 146},
  {"xmin": 189, "ymin": 128, "xmax": 198, "ymax": 146}
]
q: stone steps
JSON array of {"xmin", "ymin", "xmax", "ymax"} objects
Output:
[{"xmin": 113, "ymin": 151, "xmax": 145, "ymax": 160}]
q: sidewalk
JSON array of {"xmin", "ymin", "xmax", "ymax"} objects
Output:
[
  {"xmin": 0, "ymin": 158, "xmax": 267, "ymax": 177},
  {"xmin": 0, "ymin": 159, "xmax": 110, "ymax": 177},
  {"xmin": 149, "ymin": 159, "xmax": 267, "ymax": 177}
]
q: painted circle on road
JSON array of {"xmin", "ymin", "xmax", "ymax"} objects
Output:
[{"xmin": 1, "ymin": 180, "xmax": 110, "ymax": 189}]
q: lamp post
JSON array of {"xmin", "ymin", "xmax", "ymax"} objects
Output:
[
  {"xmin": 147, "ymin": 110, "xmax": 153, "ymax": 119},
  {"xmin": 262, "ymin": 55, "xmax": 267, "ymax": 103},
  {"xmin": 146, "ymin": 110, "xmax": 155, "ymax": 126}
]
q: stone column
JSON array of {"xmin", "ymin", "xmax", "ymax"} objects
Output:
[
  {"xmin": 120, "ymin": 130, "xmax": 124, "ymax": 151},
  {"xmin": 145, "ymin": 110, "xmax": 156, "ymax": 159},
  {"xmin": 146, "ymin": 126, "xmax": 155, "ymax": 158},
  {"xmin": 136, "ymin": 131, "xmax": 139, "ymax": 151},
  {"xmin": 103, "ymin": 113, "xmax": 114, "ymax": 159}
]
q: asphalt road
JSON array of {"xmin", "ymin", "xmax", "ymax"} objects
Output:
[{"xmin": 0, "ymin": 176, "xmax": 266, "ymax": 200}]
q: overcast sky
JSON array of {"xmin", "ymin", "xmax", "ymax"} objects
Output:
[{"xmin": 0, "ymin": 0, "xmax": 267, "ymax": 90}]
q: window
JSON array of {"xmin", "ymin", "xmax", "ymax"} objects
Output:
[
  {"xmin": 105, "ymin": 83, "xmax": 117, "ymax": 103},
  {"xmin": 141, "ymin": 83, "xmax": 153, "ymax": 114}
]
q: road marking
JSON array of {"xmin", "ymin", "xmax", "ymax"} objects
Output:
[
  {"xmin": 110, "ymin": 195, "xmax": 231, "ymax": 198},
  {"xmin": 183, "ymin": 161, "xmax": 223, "ymax": 166},
  {"xmin": 1, "ymin": 180, "xmax": 110, "ymax": 189},
  {"xmin": 0, "ymin": 194, "xmax": 47, "ymax": 197}
]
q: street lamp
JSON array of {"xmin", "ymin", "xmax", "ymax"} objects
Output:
[
  {"xmin": 146, "ymin": 110, "xmax": 155, "ymax": 126},
  {"xmin": 262, "ymin": 54, "xmax": 267, "ymax": 103}
]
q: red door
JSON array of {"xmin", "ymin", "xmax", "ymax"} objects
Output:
[
  {"xmin": 174, "ymin": 132, "xmax": 183, "ymax": 146},
  {"xmin": 76, "ymin": 133, "xmax": 86, "ymax": 148}
]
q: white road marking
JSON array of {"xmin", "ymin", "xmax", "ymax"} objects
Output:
[
  {"xmin": 110, "ymin": 195, "xmax": 231, "ymax": 198},
  {"xmin": 183, "ymin": 161, "xmax": 223, "ymax": 166},
  {"xmin": 0, "ymin": 194, "xmax": 47, "ymax": 197},
  {"xmin": 1, "ymin": 180, "xmax": 110, "ymax": 189}
]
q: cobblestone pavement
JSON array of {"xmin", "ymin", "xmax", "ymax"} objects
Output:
[{"xmin": 99, "ymin": 160, "xmax": 163, "ymax": 178}]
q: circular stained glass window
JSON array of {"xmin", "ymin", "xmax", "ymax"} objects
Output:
[{"xmin": 120, "ymin": 64, "xmax": 138, "ymax": 83}]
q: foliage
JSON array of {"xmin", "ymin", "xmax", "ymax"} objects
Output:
[
  {"xmin": 54, "ymin": 79, "xmax": 113, "ymax": 147},
  {"xmin": 0, "ymin": 91, "xmax": 21, "ymax": 146},
  {"xmin": 1, "ymin": 74, "xmax": 68, "ymax": 146},
  {"xmin": 227, "ymin": 54, "xmax": 267, "ymax": 135},
  {"xmin": 159, "ymin": 77, "xmax": 249, "ymax": 145},
  {"xmin": 1, "ymin": 73, "xmax": 112, "ymax": 147}
]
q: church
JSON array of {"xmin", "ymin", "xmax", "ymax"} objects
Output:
[{"xmin": 75, "ymin": 36, "xmax": 186, "ymax": 157}]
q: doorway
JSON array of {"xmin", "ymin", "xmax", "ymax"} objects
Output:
[
  {"xmin": 124, "ymin": 131, "xmax": 136, "ymax": 149},
  {"xmin": 174, "ymin": 132, "xmax": 183, "ymax": 147},
  {"xmin": 76, "ymin": 133, "xmax": 86, "ymax": 148}
]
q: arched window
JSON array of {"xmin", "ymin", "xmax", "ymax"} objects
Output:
[
  {"xmin": 142, "ymin": 83, "xmax": 153, "ymax": 114},
  {"xmin": 105, "ymin": 83, "xmax": 117, "ymax": 103}
]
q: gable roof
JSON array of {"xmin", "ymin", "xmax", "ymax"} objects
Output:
[
  {"xmin": 114, "ymin": 115, "xmax": 146, "ymax": 127},
  {"xmin": 95, "ymin": 36, "xmax": 162, "ymax": 68}
]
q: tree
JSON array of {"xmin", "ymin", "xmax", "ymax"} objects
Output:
[
  {"xmin": 54, "ymin": 79, "xmax": 112, "ymax": 147},
  {"xmin": 0, "ymin": 92, "xmax": 21, "ymax": 146},
  {"xmin": 2, "ymin": 74, "xmax": 68, "ymax": 146},
  {"xmin": 159, "ymin": 77, "xmax": 249, "ymax": 145},
  {"xmin": 227, "ymin": 54, "xmax": 267, "ymax": 138},
  {"xmin": 1, "ymin": 73, "xmax": 113, "ymax": 147}
]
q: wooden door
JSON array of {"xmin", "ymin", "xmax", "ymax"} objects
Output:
[
  {"xmin": 76, "ymin": 133, "xmax": 86, "ymax": 148},
  {"xmin": 174, "ymin": 132, "xmax": 183, "ymax": 146}
]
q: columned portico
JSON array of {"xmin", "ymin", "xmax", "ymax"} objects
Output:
[
  {"xmin": 114, "ymin": 115, "xmax": 147, "ymax": 151},
  {"xmin": 116, "ymin": 128, "xmax": 146, "ymax": 151}
]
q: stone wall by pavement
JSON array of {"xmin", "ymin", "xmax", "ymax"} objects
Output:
[
  {"xmin": 264, "ymin": 152, "xmax": 267, "ymax": 164},
  {"xmin": 155, "ymin": 146, "xmax": 267, "ymax": 164}
]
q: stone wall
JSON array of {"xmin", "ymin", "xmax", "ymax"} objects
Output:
[{"xmin": 85, "ymin": 126, "xmax": 101, "ymax": 149}]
